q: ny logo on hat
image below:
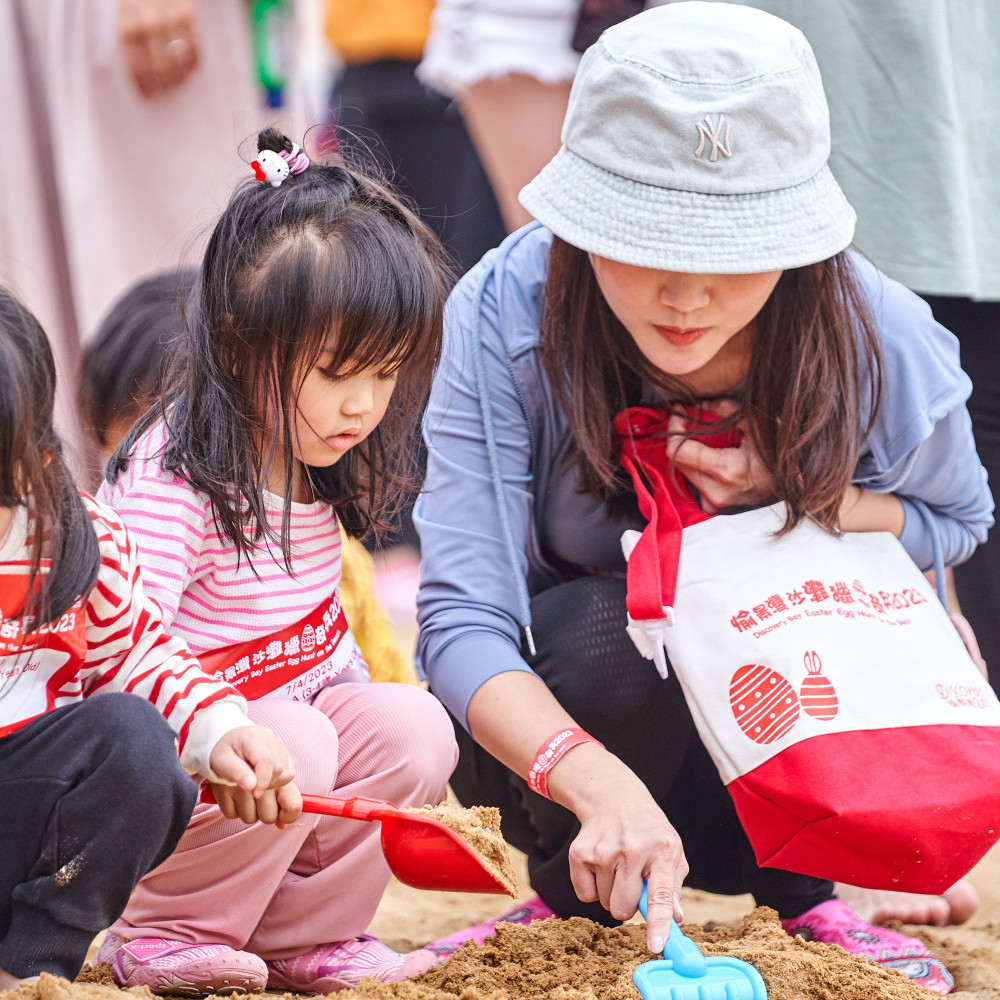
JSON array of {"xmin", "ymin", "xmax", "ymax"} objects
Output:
[{"xmin": 695, "ymin": 114, "xmax": 733, "ymax": 162}]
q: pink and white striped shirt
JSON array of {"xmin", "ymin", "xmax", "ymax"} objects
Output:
[{"xmin": 97, "ymin": 422, "xmax": 365, "ymax": 687}]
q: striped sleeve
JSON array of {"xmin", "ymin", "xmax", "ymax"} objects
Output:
[
  {"xmin": 97, "ymin": 470, "xmax": 210, "ymax": 628},
  {"xmin": 80, "ymin": 496, "xmax": 249, "ymax": 778}
]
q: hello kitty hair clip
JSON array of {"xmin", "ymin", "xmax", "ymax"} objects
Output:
[{"xmin": 251, "ymin": 137, "xmax": 310, "ymax": 188}]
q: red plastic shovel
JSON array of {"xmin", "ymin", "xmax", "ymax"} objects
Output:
[
  {"xmin": 202, "ymin": 787, "xmax": 510, "ymax": 895},
  {"xmin": 300, "ymin": 794, "xmax": 511, "ymax": 895}
]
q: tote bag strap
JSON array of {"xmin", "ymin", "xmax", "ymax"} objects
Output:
[{"xmin": 614, "ymin": 406, "xmax": 740, "ymax": 622}]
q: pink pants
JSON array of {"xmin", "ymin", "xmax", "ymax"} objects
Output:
[{"xmin": 111, "ymin": 682, "xmax": 458, "ymax": 960}]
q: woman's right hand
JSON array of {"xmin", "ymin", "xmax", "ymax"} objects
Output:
[
  {"xmin": 550, "ymin": 742, "xmax": 689, "ymax": 954},
  {"xmin": 467, "ymin": 672, "xmax": 688, "ymax": 954},
  {"xmin": 118, "ymin": 0, "xmax": 201, "ymax": 98}
]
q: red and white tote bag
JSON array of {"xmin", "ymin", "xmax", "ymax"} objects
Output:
[{"xmin": 616, "ymin": 406, "xmax": 1000, "ymax": 893}]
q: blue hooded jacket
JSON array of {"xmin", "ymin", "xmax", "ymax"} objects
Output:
[{"xmin": 415, "ymin": 224, "xmax": 992, "ymax": 730}]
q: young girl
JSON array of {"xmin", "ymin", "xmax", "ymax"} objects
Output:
[
  {"xmin": 414, "ymin": 4, "xmax": 992, "ymax": 994},
  {"xmin": 77, "ymin": 268, "xmax": 413, "ymax": 686},
  {"xmin": 96, "ymin": 128, "xmax": 458, "ymax": 995},
  {"xmin": 0, "ymin": 289, "xmax": 298, "ymax": 990}
]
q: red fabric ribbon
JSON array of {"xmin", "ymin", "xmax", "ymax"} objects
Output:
[{"xmin": 614, "ymin": 406, "xmax": 741, "ymax": 622}]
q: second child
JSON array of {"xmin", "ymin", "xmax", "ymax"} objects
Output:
[
  {"xmin": 0, "ymin": 288, "xmax": 298, "ymax": 990},
  {"xmin": 97, "ymin": 129, "xmax": 458, "ymax": 995}
]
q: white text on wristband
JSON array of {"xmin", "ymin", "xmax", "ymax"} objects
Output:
[{"xmin": 527, "ymin": 727, "xmax": 602, "ymax": 799}]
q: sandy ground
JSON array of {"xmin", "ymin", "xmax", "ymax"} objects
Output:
[
  {"xmin": 368, "ymin": 843, "xmax": 1000, "ymax": 959},
  {"xmin": 365, "ymin": 842, "xmax": 1000, "ymax": 996}
]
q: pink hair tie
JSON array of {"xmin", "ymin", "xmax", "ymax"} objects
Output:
[
  {"xmin": 281, "ymin": 142, "xmax": 310, "ymax": 176},
  {"xmin": 250, "ymin": 141, "xmax": 311, "ymax": 188}
]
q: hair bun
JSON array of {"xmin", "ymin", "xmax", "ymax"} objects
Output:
[
  {"xmin": 257, "ymin": 126, "xmax": 293, "ymax": 155},
  {"xmin": 252, "ymin": 128, "xmax": 310, "ymax": 187}
]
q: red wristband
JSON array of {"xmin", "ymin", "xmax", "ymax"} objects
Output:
[{"xmin": 526, "ymin": 727, "xmax": 603, "ymax": 799}]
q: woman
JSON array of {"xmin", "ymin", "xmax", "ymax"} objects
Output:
[{"xmin": 415, "ymin": 4, "xmax": 989, "ymax": 994}]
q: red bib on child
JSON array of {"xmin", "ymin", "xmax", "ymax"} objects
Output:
[{"xmin": 197, "ymin": 590, "xmax": 362, "ymax": 702}]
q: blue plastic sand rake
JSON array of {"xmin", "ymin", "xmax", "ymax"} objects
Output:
[{"xmin": 634, "ymin": 884, "xmax": 767, "ymax": 1000}]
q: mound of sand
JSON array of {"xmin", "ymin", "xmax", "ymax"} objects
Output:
[{"xmin": 5, "ymin": 906, "xmax": 998, "ymax": 1000}]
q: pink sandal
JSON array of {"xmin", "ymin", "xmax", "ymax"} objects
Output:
[
  {"xmin": 264, "ymin": 935, "xmax": 440, "ymax": 993},
  {"xmin": 781, "ymin": 899, "xmax": 953, "ymax": 994},
  {"xmin": 95, "ymin": 932, "xmax": 267, "ymax": 995},
  {"xmin": 426, "ymin": 896, "xmax": 558, "ymax": 956}
]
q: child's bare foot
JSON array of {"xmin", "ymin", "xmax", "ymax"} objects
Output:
[
  {"xmin": 834, "ymin": 880, "xmax": 979, "ymax": 927},
  {"xmin": 0, "ymin": 969, "xmax": 39, "ymax": 989}
]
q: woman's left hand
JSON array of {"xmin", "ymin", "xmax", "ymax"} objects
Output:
[{"xmin": 667, "ymin": 401, "xmax": 775, "ymax": 513}]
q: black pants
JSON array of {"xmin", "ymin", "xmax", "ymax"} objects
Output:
[
  {"xmin": 333, "ymin": 59, "xmax": 506, "ymax": 278},
  {"xmin": 920, "ymin": 296, "xmax": 1000, "ymax": 696},
  {"xmin": 0, "ymin": 694, "xmax": 197, "ymax": 979},
  {"xmin": 447, "ymin": 577, "xmax": 833, "ymax": 923}
]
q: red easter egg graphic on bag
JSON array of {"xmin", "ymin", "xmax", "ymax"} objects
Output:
[
  {"xmin": 799, "ymin": 650, "xmax": 839, "ymax": 720},
  {"xmin": 729, "ymin": 664, "xmax": 800, "ymax": 744}
]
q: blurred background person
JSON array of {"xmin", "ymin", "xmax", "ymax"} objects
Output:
[
  {"xmin": 326, "ymin": 0, "xmax": 505, "ymax": 275},
  {"xmin": 417, "ymin": 0, "xmax": 582, "ymax": 231},
  {"xmin": 0, "ymin": 0, "xmax": 303, "ymax": 468}
]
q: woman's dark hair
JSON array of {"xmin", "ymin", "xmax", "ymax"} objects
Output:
[
  {"xmin": 542, "ymin": 237, "xmax": 883, "ymax": 534},
  {"xmin": 79, "ymin": 269, "xmax": 196, "ymax": 450},
  {"xmin": 0, "ymin": 288, "xmax": 100, "ymax": 626},
  {"xmin": 110, "ymin": 128, "xmax": 449, "ymax": 564}
]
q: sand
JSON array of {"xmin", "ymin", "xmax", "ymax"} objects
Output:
[
  {"xmin": 3, "ymin": 842, "xmax": 997, "ymax": 1000},
  {"xmin": 361, "ymin": 843, "xmax": 1000, "ymax": 999},
  {"xmin": 337, "ymin": 908, "xmax": 937, "ymax": 1000},
  {"xmin": 401, "ymin": 803, "xmax": 518, "ymax": 897}
]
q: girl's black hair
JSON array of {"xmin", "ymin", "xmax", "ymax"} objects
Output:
[
  {"xmin": 0, "ymin": 288, "xmax": 101, "ymax": 626},
  {"xmin": 109, "ymin": 128, "xmax": 449, "ymax": 566}
]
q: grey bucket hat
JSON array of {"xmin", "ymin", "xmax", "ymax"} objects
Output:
[{"xmin": 518, "ymin": 1, "xmax": 856, "ymax": 273}]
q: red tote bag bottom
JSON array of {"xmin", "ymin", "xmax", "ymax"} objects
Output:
[{"xmin": 727, "ymin": 725, "xmax": 1000, "ymax": 893}]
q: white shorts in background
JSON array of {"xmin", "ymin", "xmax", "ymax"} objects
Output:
[{"xmin": 418, "ymin": 0, "xmax": 582, "ymax": 97}]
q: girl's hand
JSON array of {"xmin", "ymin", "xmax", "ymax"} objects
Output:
[
  {"xmin": 667, "ymin": 401, "xmax": 775, "ymax": 513},
  {"xmin": 549, "ymin": 744, "xmax": 688, "ymax": 953},
  {"xmin": 118, "ymin": 0, "xmax": 201, "ymax": 98},
  {"xmin": 208, "ymin": 725, "xmax": 302, "ymax": 827},
  {"xmin": 211, "ymin": 779, "xmax": 302, "ymax": 828}
]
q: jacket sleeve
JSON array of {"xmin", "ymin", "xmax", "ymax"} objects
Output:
[
  {"xmin": 415, "ymin": 260, "xmax": 540, "ymax": 730},
  {"xmin": 891, "ymin": 403, "xmax": 992, "ymax": 571},
  {"xmin": 852, "ymin": 261, "xmax": 994, "ymax": 570}
]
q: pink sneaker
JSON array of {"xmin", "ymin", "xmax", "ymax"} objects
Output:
[
  {"xmin": 95, "ymin": 932, "xmax": 267, "ymax": 996},
  {"xmin": 781, "ymin": 899, "xmax": 954, "ymax": 994},
  {"xmin": 264, "ymin": 935, "xmax": 440, "ymax": 993},
  {"xmin": 426, "ymin": 895, "xmax": 558, "ymax": 956}
]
